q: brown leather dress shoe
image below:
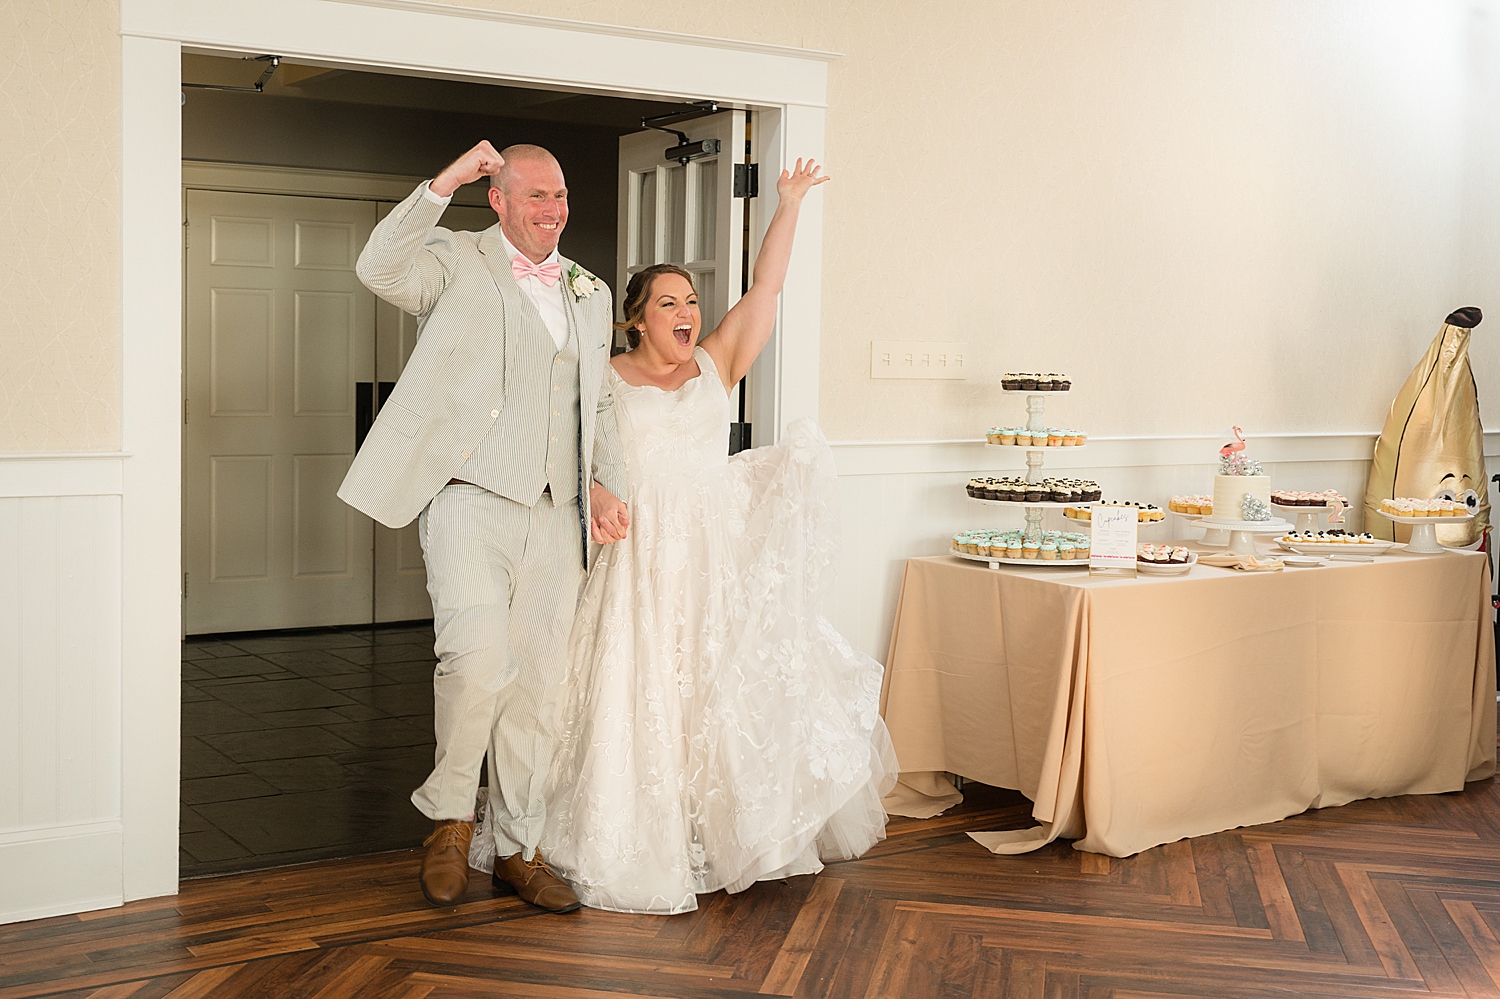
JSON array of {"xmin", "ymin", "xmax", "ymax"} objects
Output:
[
  {"xmin": 492, "ymin": 851, "xmax": 581, "ymax": 913},
  {"xmin": 420, "ymin": 819, "xmax": 474, "ymax": 906}
]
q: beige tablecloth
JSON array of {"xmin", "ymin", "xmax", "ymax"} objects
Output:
[{"xmin": 880, "ymin": 549, "xmax": 1497, "ymax": 857}]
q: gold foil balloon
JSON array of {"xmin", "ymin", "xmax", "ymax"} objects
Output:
[{"xmin": 1364, "ymin": 307, "xmax": 1489, "ymax": 547}]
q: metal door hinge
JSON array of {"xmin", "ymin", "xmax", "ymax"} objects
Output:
[{"xmin": 734, "ymin": 163, "xmax": 759, "ymax": 199}]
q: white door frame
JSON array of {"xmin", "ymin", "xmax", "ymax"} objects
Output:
[{"xmin": 119, "ymin": 0, "xmax": 833, "ymax": 903}]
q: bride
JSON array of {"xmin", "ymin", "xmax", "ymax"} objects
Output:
[{"xmin": 478, "ymin": 159, "xmax": 896, "ymax": 914}]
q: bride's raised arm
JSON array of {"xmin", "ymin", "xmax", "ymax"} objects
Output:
[{"xmin": 699, "ymin": 158, "xmax": 829, "ymax": 390}]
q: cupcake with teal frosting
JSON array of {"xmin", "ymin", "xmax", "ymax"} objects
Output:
[{"xmin": 1040, "ymin": 538, "xmax": 1059, "ymax": 560}]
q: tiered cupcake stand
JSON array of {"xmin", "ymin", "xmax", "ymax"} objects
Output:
[{"xmin": 962, "ymin": 385, "xmax": 1091, "ymax": 569}]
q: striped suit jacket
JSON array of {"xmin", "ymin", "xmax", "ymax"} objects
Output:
[{"xmin": 337, "ymin": 183, "xmax": 624, "ymax": 538}]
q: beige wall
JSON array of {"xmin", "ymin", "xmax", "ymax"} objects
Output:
[
  {"xmin": 4, "ymin": 0, "xmax": 1497, "ymax": 451},
  {"xmin": 1, "ymin": 0, "xmax": 122, "ymax": 452}
]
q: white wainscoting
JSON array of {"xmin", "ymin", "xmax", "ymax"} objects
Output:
[
  {"xmin": 0, "ymin": 454, "xmax": 127, "ymax": 923},
  {"xmin": 826, "ymin": 432, "xmax": 1500, "ymax": 663}
]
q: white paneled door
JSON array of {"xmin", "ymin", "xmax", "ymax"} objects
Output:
[
  {"xmin": 617, "ymin": 112, "xmax": 747, "ymax": 346},
  {"xmin": 184, "ymin": 190, "xmax": 377, "ymax": 633},
  {"xmin": 371, "ymin": 200, "xmax": 495, "ymax": 623}
]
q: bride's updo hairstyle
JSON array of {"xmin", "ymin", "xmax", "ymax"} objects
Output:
[{"xmin": 615, "ymin": 263, "xmax": 696, "ymax": 349}]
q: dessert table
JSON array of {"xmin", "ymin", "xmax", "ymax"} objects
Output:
[{"xmin": 879, "ymin": 546, "xmax": 1497, "ymax": 858}]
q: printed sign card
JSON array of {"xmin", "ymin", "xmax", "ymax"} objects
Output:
[{"xmin": 1089, "ymin": 505, "xmax": 1138, "ymax": 577}]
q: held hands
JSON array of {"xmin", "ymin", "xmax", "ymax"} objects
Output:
[
  {"xmin": 589, "ymin": 482, "xmax": 630, "ymax": 544},
  {"xmin": 777, "ymin": 158, "xmax": 830, "ymax": 203},
  {"xmin": 431, "ymin": 140, "xmax": 505, "ymax": 198}
]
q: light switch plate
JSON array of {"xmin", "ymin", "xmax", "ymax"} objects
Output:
[{"xmin": 870, "ymin": 341, "xmax": 970, "ymax": 379}]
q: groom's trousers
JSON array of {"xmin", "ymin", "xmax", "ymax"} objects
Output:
[{"xmin": 412, "ymin": 482, "xmax": 584, "ymax": 860}]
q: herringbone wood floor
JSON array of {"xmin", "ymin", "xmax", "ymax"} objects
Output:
[{"xmin": 10, "ymin": 772, "xmax": 1500, "ymax": 999}]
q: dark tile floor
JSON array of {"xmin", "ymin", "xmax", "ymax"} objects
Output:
[{"xmin": 180, "ymin": 623, "xmax": 438, "ymax": 879}]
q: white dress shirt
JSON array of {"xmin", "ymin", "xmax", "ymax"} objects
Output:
[{"xmin": 422, "ymin": 181, "xmax": 569, "ymax": 350}]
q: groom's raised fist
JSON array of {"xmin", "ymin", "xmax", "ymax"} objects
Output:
[{"xmin": 431, "ymin": 141, "xmax": 505, "ymax": 198}]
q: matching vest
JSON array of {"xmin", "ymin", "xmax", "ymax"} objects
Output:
[{"xmin": 456, "ymin": 296, "xmax": 582, "ymax": 508}]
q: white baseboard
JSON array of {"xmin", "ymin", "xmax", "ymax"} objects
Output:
[{"xmin": 0, "ymin": 825, "xmax": 123, "ymax": 925}]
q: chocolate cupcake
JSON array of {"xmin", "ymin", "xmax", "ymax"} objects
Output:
[
  {"xmin": 1001, "ymin": 374, "xmax": 1022, "ymax": 390},
  {"xmin": 1056, "ymin": 375, "xmax": 1071, "ymax": 390},
  {"xmin": 1018, "ymin": 374, "xmax": 1038, "ymax": 391},
  {"xmin": 1026, "ymin": 486, "xmax": 1044, "ymax": 503}
]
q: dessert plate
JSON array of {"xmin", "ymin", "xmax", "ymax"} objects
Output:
[
  {"xmin": 1281, "ymin": 555, "xmax": 1324, "ymax": 568},
  {"xmin": 949, "ymin": 546, "xmax": 1089, "ymax": 569},
  {"xmin": 1135, "ymin": 551, "xmax": 1198, "ymax": 576}
]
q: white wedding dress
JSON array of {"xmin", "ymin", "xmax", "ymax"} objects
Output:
[{"xmin": 524, "ymin": 346, "xmax": 896, "ymax": 914}]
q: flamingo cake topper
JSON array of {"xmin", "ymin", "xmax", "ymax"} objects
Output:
[{"xmin": 1218, "ymin": 426, "xmax": 1263, "ymax": 476}]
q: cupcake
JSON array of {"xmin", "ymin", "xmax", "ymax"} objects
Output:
[
  {"xmin": 1022, "ymin": 539, "xmax": 1040, "ymax": 559},
  {"xmin": 1040, "ymin": 539, "xmax": 1058, "ymax": 560},
  {"xmin": 1056, "ymin": 374, "xmax": 1071, "ymax": 391},
  {"xmin": 1048, "ymin": 429, "xmax": 1064, "ymax": 446},
  {"xmin": 1006, "ymin": 538, "xmax": 1023, "ymax": 558},
  {"xmin": 986, "ymin": 428, "xmax": 1004, "ymax": 445},
  {"xmin": 1001, "ymin": 374, "xmax": 1021, "ymax": 391},
  {"xmin": 1075, "ymin": 431, "xmax": 1088, "ymax": 445},
  {"xmin": 1014, "ymin": 429, "xmax": 1032, "ymax": 447},
  {"xmin": 999, "ymin": 428, "xmax": 1017, "ymax": 446},
  {"xmin": 1019, "ymin": 374, "xmax": 1038, "ymax": 391},
  {"xmin": 1077, "ymin": 537, "xmax": 1091, "ymax": 556},
  {"xmin": 1058, "ymin": 541, "xmax": 1076, "ymax": 560},
  {"xmin": 1063, "ymin": 430, "xmax": 1079, "ymax": 446},
  {"xmin": 1035, "ymin": 374, "xmax": 1055, "ymax": 391}
]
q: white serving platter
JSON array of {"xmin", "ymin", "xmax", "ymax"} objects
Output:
[
  {"xmin": 949, "ymin": 546, "xmax": 1090, "ymax": 569},
  {"xmin": 1274, "ymin": 537, "xmax": 1397, "ymax": 555},
  {"xmin": 1376, "ymin": 511, "xmax": 1475, "ymax": 525},
  {"xmin": 984, "ymin": 441, "xmax": 1088, "ymax": 450}
]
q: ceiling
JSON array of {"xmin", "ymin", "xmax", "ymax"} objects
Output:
[{"xmin": 181, "ymin": 54, "xmax": 701, "ymax": 134}]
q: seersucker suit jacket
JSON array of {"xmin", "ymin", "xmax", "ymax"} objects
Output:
[{"xmin": 337, "ymin": 183, "xmax": 625, "ymax": 546}]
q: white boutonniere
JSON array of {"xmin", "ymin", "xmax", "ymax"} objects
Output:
[{"xmin": 567, "ymin": 263, "xmax": 603, "ymax": 301}]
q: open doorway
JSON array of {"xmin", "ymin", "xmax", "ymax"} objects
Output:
[{"xmin": 177, "ymin": 54, "xmax": 760, "ymax": 876}]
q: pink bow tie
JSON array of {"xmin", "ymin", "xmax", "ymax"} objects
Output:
[{"xmin": 512, "ymin": 255, "xmax": 562, "ymax": 286}]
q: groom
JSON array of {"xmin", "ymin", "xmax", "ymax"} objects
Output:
[{"xmin": 339, "ymin": 140, "xmax": 629, "ymax": 912}]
